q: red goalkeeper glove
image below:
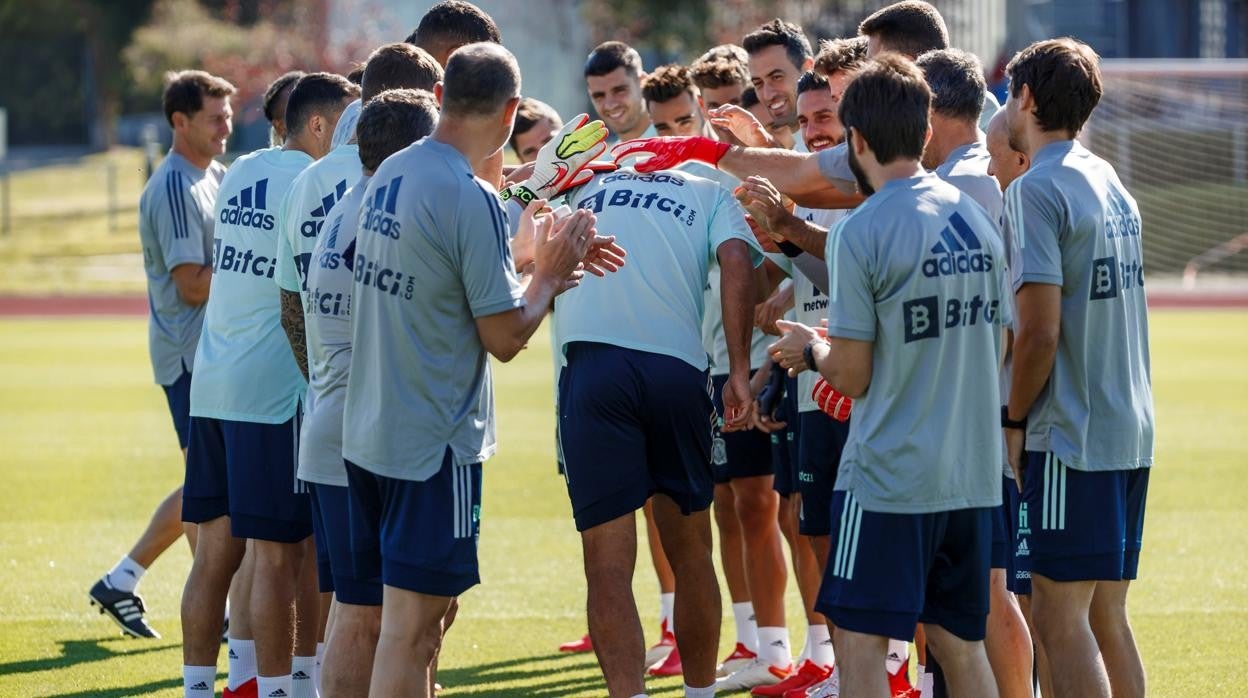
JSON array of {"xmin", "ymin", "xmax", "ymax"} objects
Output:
[
  {"xmin": 812, "ymin": 378, "xmax": 852, "ymax": 422},
  {"xmin": 610, "ymin": 136, "xmax": 731, "ymax": 173}
]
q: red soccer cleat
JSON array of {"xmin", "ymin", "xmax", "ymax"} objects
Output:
[
  {"xmin": 888, "ymin": 657, "xmax": 918, "ymax": 697},
  {"xmin": 558, "ymin": 633, "xmax": 594, "ymax": 653},
  {"xmin": 223, "ymin": 678, "xmax": 257, "ymax": 698},
  {"xmin": 648, "ymin": 644, "xmax": 683, "ymax": 676},
  {"xmin": 717, "ymin": 641, "xmax": 758, "ymax": 677},
  {"xmin": 753, "ymin": 659, "xmax": 831, "ymax": 697},
  {"xmin": 645, "ymin": 620, "xmax": 677, "ymax": 667}
]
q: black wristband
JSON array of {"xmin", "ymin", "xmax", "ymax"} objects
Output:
[
  {"xmin": 777, "ymin": 240, "xmax": 803, "ymax": 258},
  {"xmin": 803, "ymin": 341, "xmax": 819, "ymax": 372},
  {"xmin": 1001, "ymin": 405, "xmax": 1027, "ymax": 430}
]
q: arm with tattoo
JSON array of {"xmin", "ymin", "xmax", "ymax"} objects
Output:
[{"xmin": 279, "ymin": 289, "xmax": 309, "ymax": 380}]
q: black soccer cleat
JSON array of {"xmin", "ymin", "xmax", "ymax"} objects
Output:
[{"xmin": 88, "ymin": 577, "xmax": 160, "ymax": 639}]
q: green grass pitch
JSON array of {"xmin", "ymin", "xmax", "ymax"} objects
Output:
[{"xmin": 0, "ymin": 311, "xmax": 1244, "ymax": 696}]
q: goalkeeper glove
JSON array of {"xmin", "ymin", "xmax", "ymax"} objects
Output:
[
  {"xmin": 755, "ymin": 362, "xmax": 788, "ymax": 420},
  {"xmin": 812, "ymin": 378, "xmax": 852, "ymax": 422},
  {"xmin": 501, "ymin": 114, "xmax": 608, "ymax": 204},
  {"xmin": 609, "ymin": 136, "xmax": 731, "ymax": 173}
]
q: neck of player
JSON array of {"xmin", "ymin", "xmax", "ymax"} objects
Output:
[
  {"xmin": 870, "ymin": 158, "xmax": 923, "ymax": 191},
  {"xmin": 1023, "ymin": 126, "xmax": 1077, "ymax": 159},
  {"xmin": 927, "ymin": 114, "xmax": 980, "ymax": 169},
  {"xmin": 433, "ymin": 117, "xmax": 505, "ymax": 171},
  {"xmin": 171, "ymin": 135, "xmax": 214, "ymax": 171}
]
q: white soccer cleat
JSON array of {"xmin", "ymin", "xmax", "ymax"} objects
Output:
[
  {"xmin": 717, "ymin": 641, "xmax": 758, "ymax": 678},
  {"xmin": 802, "ymin": 667, "xmax": 840, "ymax": 698},
  {"xmin": 716, "ymin": 657, "xmax": 791, "ymax": 692}
]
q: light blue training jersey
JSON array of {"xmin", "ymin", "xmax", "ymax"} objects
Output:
[
  {"xmin": 826, "ymin": 172, "xmax": 1010, "ymax": 514},
  {"xmin": 330, "ymin": 98, "xmax": 362, "ymax": 148},
  {"xmin": 190, "ymin": 147, "xmax": 311, "ymax": 423},
  {"xmin": 342, "ymin": 138, "xmax": 524, "ymax": 482},
  {"xmin": 138, "ymin": 151, "xmax": 224, "ymax": 385},
  {"xmin": 935, "ymin": 139, "xmax": 1003, "ymax": 224},
  {"xmin": 558, "ymin": 167, "xmax": 763, "ymax": 371},
  {"xmin": 275, "ymin": 143, "xmax": 362, "ymax": 294},
  {"xmin": 1002, "ymin": 139, "xmax": 1153, "ymax": 472}
]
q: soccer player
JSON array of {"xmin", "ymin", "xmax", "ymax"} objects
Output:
[
  {"xmin": 556, "ymin": 144, "xmax": 762, "ymax": 698},
  {"xmin": 1001, "ymin": 38, "xmax": 1154, "ymax": 698},
  {"xmin": 742, "ymin": 19, "xmax": 814, "ymax": 150},
  {"xmin": 179, "ymin": 72, "xmax": 355, "ymax": 698},
  {"xmin": 692, "ymin": 55, "xmax": 748, "ymax": 112},
  {"xmin": 90, "ymin": 70, "xmax": 234, "ymax": 641},
  {"xmin": 264, "ymin": 71, "xmax": 303, "ymax": 145},
  {"xmin": 509, "ymin": 97, "xmax": 561, "ymax": 163},
  {"xmin": 341, "ymin": 43, "xmax": 602, "ymax": 697},
  {"xmin": 585, "ymin": 41, "xmax": 656, "ymax": 143},
  {"xmin": 766, "ymin": 54, "xmax": 1009, "ymax": 698},
  {"xmin": 640, "ymin": 64, "xmax": 780, "ymax": 683},
  {"xmin": 740, "ymin": 87, "xmax": 795, "ymax": 150},
  {"xmin": 302, "ymin": 88, "xmax": 440, "ymax": 698}
]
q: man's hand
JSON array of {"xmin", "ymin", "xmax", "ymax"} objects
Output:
[
  {"xmin": 1005, "ymin": 428, "xmax": 1026, "ymax": 491},
  {"xmin": 812, "ymin": 378, "xmax": 852, "ymax": 422},
  {"xmin": 736, "ymin": 176, "xmax": 795, "ymax": 241},
  {"xmin": 769, "ymin": 319, "xmax": 824, "ymax": 376},
  {"xmin": 581, "ymin": 234, "xmax": 627, "ymax": 277},
  {"xmin": 708, "ymin": 105, "xmax": 777, "ymax": 149},
  {"xmin": 501, "ymin": 114, "xmax": 609, "ymax": 203},
  {"xmin": 533, "ymin": 209, "xmax": 596, "ymax": 293},
  {"xmin": 755, "ymin": 283, "xmax": 795, "ymax": 336},
  {"xmin": 511, "ymin": 198, "xmax": 552, "ymax": 271},
  {"xmin": 610, "ymin": 136, "xmax": 730, "ymax": 173},
  {"xmin": 721, "ymin": 371, "xmax": 755, "ymax": 432}
]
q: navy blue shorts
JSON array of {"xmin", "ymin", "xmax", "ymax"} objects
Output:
[
  {"xmin": 1002, "ymin": 476, "xmax": 1030, "ymax": 595},
  {"xmin": 991, "ymin": 476, "xmax": 1012, "ymax": 569},
  {"xmin": 345, "ymin": 452, "xmax": 481, "ymax": 598},
  {"xmin": 309, "ymin": 482, "xmax": 382, "ymax": 605},
  {"xmin": 816, "ymin": 491, "xmax": 993, "ymax": 642},
  {"xmin": 770, "ymin": 376, "xmax": 800, "ymax": 496},
  {"xmin": 797, "ymin": 410, "xmax": 850, "ymax": 537},
  {"xmin": 161, "ymin": 368, "xmax": 193, "ymax": 450},
  {"xmin": 183, "ymin": 413, "xmax": 311, "ymax": 543},
  {"xmin": 559, "ymin": 342, "xmax": 715, "ymax": 532},
  {"xmin": 1021, "ymin": 451, "xmax": 1149, "ymax": 583},
  {"xmin": 710, "ymin": 373, "xmax": 772, "ymax": 485}
]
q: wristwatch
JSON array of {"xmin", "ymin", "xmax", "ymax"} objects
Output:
[
  {"xmin": 803, "ymin": 341, "xmax": 819, "ymax": 372},
  {"xmin": 1001, "ymin": 406, "xmax": 1027, "ymax": 430}
]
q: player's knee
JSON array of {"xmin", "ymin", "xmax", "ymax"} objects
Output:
[{"xmin": 252, "ymin": 539, "xmax": 306, "ymax": 572}]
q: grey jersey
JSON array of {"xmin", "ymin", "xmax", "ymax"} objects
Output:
[
  {"xmin": 342, "ymin": 138, "xmax": 524, "ymax": 482},
  {"xmin": 330, "ymin": 99, "xmax": 362, "ymax": 148},
  {"xmin": 297, "ymin": 176, "xmax": 367, "ymax": 486},
  {"xmin": 1003, "ymin": 140, "xmax": 1154, "ymax": 472},
  {"xmin": 826, "ymin": 173, "xmax": 1010, "ymax": 514},
  {"xmin": 138, "ymin": 151, "xmax": 224, "ymax": 385},
  {"xmin": 936, "ymin": 140, "xmax": 1003, "ymax": 223}
]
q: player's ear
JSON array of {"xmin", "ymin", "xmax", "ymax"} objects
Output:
[
  {"xmin": 923, "ymin": 123, "xmax": 933, "ymax": 150},
  {"xmin": 502, "ymin": 96, "xmax": 521, "ymax": 127},
  {"xmin": 433, "ymin": 82, "xmax": 445, "ymax": 107},
  {"xmin": 171, "ymin": 111, "xmax": 188, "ymax": 131},
  {"xmin": 801, "ymin": 56, "xmax": 815, "ymax": 73}
]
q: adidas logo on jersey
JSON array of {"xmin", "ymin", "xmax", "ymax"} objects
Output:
[
  {"xmin": 362, "ymin": 176, "xmax": 402, "ymax": 240},
  {"xmin": 220, "ymin": 179, "xmax": 276, "ymax": 230},
  {"xmin": 301, "ymin": 179, "xmax": 348, "ymax": 238},
  {"xmin": 922, "ymin": 211, "xmax": 993, "ymax": 278}
]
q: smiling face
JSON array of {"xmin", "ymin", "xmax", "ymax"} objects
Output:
[
  {"xmin": 748, "ymin": 44, "xmax": 805, "ymax": 127},
  {"xmin": 178, "ymin": 95, "xmax": 233, "ymax": 159},
  {"xmin": 648, "ymin": 91, "xmax": 706, "ymax": 137},
  {"xmin": 512, "ymin": 116, "xmax": 558, "ymax": 164},
  {"xmin": 587, "ymin": 67, "xmax": 647, "ymax": 138},
  {"xmin": 746, "ymin": 100, "xmax": 795, "ymax": 149},
  {"xmin": 797, "ymin": 71, "xmax": 852, "ymax": 152}
]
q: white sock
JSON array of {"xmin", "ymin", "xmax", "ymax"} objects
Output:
[
  {"xmin": 920, "ymin": 668, "xmax": 935, "ymax": 698},
  {"xmin": 314, "ymin": 641, "xmax": 325, "ymax": 691},
  {"xmin": 257, "ymin": 674, "xmax": 292, "ymax": 698},
  {"xmin": 227, "ymin": 638, "xmax": 257, "ymax": 690},
  {"xmin": 106, "ymin": 555, "xmax": 146, "ymax": 593},
  {"xmin": 685, "ymin": 683, "xmax": 716, "ymax": 697},
  {"xmin": 885, "ymin": 639, "xmax": 909, "ymax": 674},
  {"xmin": 731, "ymin": 602, "xmax": 758, "ymax": 652},
  {"xmin": 628, "ymin": 694, "xmax": 648, "ymax": 698},
  {"xmin": 183, "ymin": 665, "xmax": 216, "ymax": 697},
  {"xmin": 757, "ymin": 626, "xmax": 791, "ymax": 668},
  {"xmin": 292, "ymin": 656, "xmax": 317, "ymax": 698},
  {"xmin": 809, "ymin": 625, "xmax": 835, "ymax": 669},
  {"xmin": 659, "ymin": 592, "xmax": 676, "ymax": 635}
]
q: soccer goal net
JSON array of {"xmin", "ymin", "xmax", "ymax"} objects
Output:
[{"xmin": 1080, "ymin": 59, "xmax": 1248, "ymax": 286}]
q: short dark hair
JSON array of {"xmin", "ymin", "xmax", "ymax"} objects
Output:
[
  {"xmin": 509, "ymin": 97, "xmax": 562, "ymax": 157},
  {"xmin": 262, "ymin": 71, "xmax": 304, "ymax": 124},
  {"xmin": 357, "ymin": 89, "xmax": 439, "ymax": 172},
  {"xmin": 361, "ymin": 43, "xmax": 444, "ymax": 103},
  {"xmin": 814, "ymin": 36, "xmax": 867, "ymax": 77},
  {"xmin": 162, "ymin": 70, "xmax": 236, "ymax": 126},
  {"xmin": 839, "ymin": 54, "xmax": 931, "ymax": 164},
  {"xmin": 585, "ymin": 41, "xmax": 644, "ymax": 79},
  {"xmin": 859, "ymin": 1, "xmax": 949, "ymax": 57},
  {"xmin": 697, "ymin": 44, "xmax": 749, "ymax": 66},
  {"xmin": 345, "ymin": 64, "xmax": 365, "ymax": 85},
  {"xmin": 742, "ymin": 19, "xmax": 812, "ymax": 70},
  {"xmin": 642, "ymin": 64, "xmax": 697, "ymax": 104},
  {"xmin": 405, "ymin": 1, "xmax": 501, "ymax": 57},
  {"xmin": 691, "ymin": 58, "xmax": 749, "ymax": 90},
  {"xmin": 1007, "ymin": 38, "xmax": 1103, "ymax": 136},
  {"xmin": 740, "ymin": 86, "xmax": 760, "ymax": 110},
  {"xmin": 916, "ymin": 48, "xmax": 985, "ymax": 123},
  {"xmin": 796, "ymin": 70, "xmax": 829, "ymax": 96},
  {"xmin": 285, "ymin": 73, "xmax": 359, "ymax": 135},
  {"xmin": 441, "ymin": 42, "xmax": 521, "ymax": 116}
]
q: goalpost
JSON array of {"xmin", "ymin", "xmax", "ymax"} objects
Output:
[{"xmin": 1080, "ymin": 59, "xmax": 1248, "ymax": 288}]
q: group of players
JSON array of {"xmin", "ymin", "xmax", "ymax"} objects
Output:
[{"xmin": 84, "ymin": 1, "xmax": 1154, "ymax": 697}]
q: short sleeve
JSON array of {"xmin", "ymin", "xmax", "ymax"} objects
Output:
[
  {"xmin": 816, "ymin": 144, "xmax": 856, "ymax": 191},
  {"xmin": 155, "ymin": 170, "xmax": 209, "ymax": 270},
  {"xmin": 708, "ymin": 185, "xmax": 763, "ymax": 268},
  {"xmin": 1003, "ymin": 177, "xmax": 1063, "ymax": 290},
  {"xmin": 273, "ymin": 189, "xmax": 303, "ymax": 292},
  {"xmin": 457, "ymin": 185, "xmax": 525, "ymax": 318},
  {"xmin": 825, "ymin": 216, "xmax": 877, "ymax": 342}
]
